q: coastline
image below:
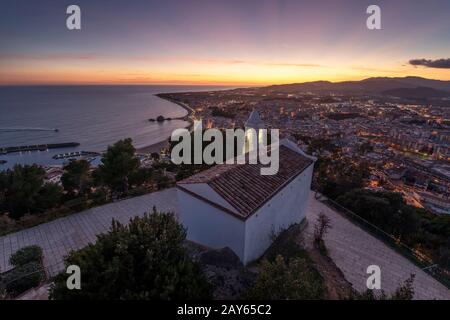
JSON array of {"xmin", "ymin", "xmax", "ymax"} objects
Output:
[
  {"xmin": 135, "ymin": 94, "xmax": 195, "ymax": 154},
  {"xmin": 155, "ymin": 93, "xmax": 195, "ymax": 118},
  {"xmin": 0, "ymin": 87, "xmax": 206, "ymax": 169},
  {"xmin": 135, "ymin": 139, "xmax": 169, "ymax": 154}
]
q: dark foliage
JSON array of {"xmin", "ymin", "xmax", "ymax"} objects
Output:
[
  {"xmin": 94, "ymin": 138, "xmax": 140, "ymax": 194},
  {"xmin": 0, "ymin": 165, "xmax": 62, "ymax": 219},
  {"xmin": 50, "ymin": 209, "xmax": 211, "ymax": 300}
]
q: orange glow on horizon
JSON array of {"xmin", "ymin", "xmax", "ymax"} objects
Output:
[
  {"xmin": 2, "ymin": 1, "xmax": 450, "ymax": 86},
  {"xmin": 1, "ymin": 57, "xmax": 450, "ymax": 86}
]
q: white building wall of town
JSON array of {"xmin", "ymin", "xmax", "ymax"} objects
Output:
[
  {"xmin": 177, "ymin": 189, "xmax": 246, "ymax": 260},
  {"xmin": 243, "ymin": 164, "xmax": 314, "ymax": 264}
]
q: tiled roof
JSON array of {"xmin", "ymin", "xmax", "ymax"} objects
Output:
[{"xmin": 177, "ymin": 145, "xmax": 313, "ymax": 219}]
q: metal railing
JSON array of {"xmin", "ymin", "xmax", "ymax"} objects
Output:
[
  {"xmin": 0, "ymin": 259, "xmax": 64, "ymax": 299},
  {"xmin": 313, "ymin": 190, "xmax": 450, "ymax": 289}
]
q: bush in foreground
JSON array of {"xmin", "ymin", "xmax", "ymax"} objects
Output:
[
  {"xmin": 348, "ymin": 274, "xmax": 415, "ymax": 300},
  {"xmin": 3, "ymin": 262, "xmax": 43, "ymax": 296},
  {"xmin": 246, "ymin": 255, "xmax": 326, "ymax": 300},
  {"xmin": 2, "ymin": 245, "xmax": 44, "ymax": 296},
  {"xmin": 9, "ymin": 245, "xmax": 43, "ymax": 267},
  {"xmin": 0, "ymin": 288, "xmax": 8, "ymax": 300},
  {"xmin": 0, "ymin": 164, "xmax": 63, "ymax": 219},
  {"xmin": 50, "ymin": 209, "xmax": 211, "ymax": 300}
]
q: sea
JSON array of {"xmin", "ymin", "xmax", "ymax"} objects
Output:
[{"xmin": 0, "ymin": 85, "xmax": 229, "ymax": 170}]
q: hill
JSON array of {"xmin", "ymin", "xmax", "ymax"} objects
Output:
[
  {"xmin": 382, "ymin": 86, "xmax": 450, "ymax": 99},
  {"xmin": 259, "ymin": 76, "xmax": 450, "ymax": 96}
]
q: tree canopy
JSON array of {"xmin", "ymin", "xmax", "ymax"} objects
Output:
[
  {"xmin": 50, "ymin": 209, "xmax": 211, "ymax": 300},
  {"xmin": 0, "ymin": 164, "xmax": 62, "ymax": 219},
  {"xmin": 246, "ymin": 255, "xmax": 326, "ymax": 300},
  {"xmin": 61, "ymin": 160, "xmax": 91, "ymax": 195},
  {"xmin": 94, "ymin": 138, "xmax": 140, "ymax": 194},
  {"xmin": 336, "ymin": 189, "xmax": 420, "ymax": 239},
  {"xmin": 314, "ymin": 156, "xmax": 370, "ymax": 199}
]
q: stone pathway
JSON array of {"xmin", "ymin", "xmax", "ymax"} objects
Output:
[
  {"xmin": 1, "ymin": 188, "xmax": 448, "ymax": 300},
  {"xmin": 0, "ymin": 188, "xmax": 178, "ymax": 276},
  {"xmin": 17, "ymin": 283, "xmax": 52, "ymax": 300},
  {"xmin": 304, "ymin": 192, "xmax": 450, "ymax": 300}
]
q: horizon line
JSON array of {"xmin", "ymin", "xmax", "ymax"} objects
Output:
[{"xmin": 1, "ymin": 75, "xmax": 449, "ymax": 88}]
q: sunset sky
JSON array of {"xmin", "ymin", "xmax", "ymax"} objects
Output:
[{"xmin": 1, "ymin": 0, "xmax": 450, "ymax": 85}]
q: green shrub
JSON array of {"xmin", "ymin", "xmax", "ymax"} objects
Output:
[
  {"xmin": 3, "ymin": 262, "xmax": 44, "ymax": 296},
  {"xmin": 0, "ymin": 165, "xmax": 63, "ymax": 219},
  {"xmin": 0, "ymin": 288, "xmax": 9, "ymax": 300},
  {"xmin": 246, "ymin": 255, "xmax": 326, "ymax": 300},
  {"xmin": 336, "ymin": 189, "xmax": 420, "ymax": 239},
  {"xmin": 9, "ymin": 245, "xmax": 43, "ymax": 267},
  {"xmin": 126, "ymin": 186, "xmax": 149, "ymax": 197},
  {"xmin": 50, "ymin": 209, "xmax": 211, "ymax": 300},
  {"xmin": 264, "ymin": 224, "xmax": 310, "ymax": 262},
  {"xmin": 64, "ymin": 197, "xmax": 89, "ymax": 212},
  {"xmin": 0, "ymin": 215, "xmax": 15, "ymax": 236},
  {"xmin": 315, "ymin": 239, "xmax": 328, "ymax": 256},
  {"xmin": 89, "ymin": 188, "xmax": 110, "ymax": 206},
  {"xmin": 348, "ymin": 274, "xmax": 415, "ymax": 300},
  {"xmin": 3, "ymin": 245, "xmax": 44, "ymax": 296},
  {"xmin": 265, "ymin": 238, "xmax": 309, "ymax": 262}
]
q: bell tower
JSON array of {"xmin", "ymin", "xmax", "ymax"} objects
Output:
[{"xmin": 243, "ymin": 110, "xmax": 265, "ymax": 154}]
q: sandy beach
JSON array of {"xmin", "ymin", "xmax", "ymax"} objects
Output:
[
  {"xmin": 135, "ymin": 94, "xmax": 194, "ymax": 154},
  {"xmin": 136, "ymin": 139, "xmax": 170, "ymax": 154}
]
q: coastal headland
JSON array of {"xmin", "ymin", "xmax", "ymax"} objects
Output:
[
  {"xmin": 155, "ymin": 93, "xmax": 196, "ymax": 120},
  {"xmin": 135, "ymin": 93, "xmax": 196, "ymax": 154}
]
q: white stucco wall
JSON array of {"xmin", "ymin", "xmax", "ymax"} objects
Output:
[
  {"xmin": 177, "ymin": 188, "xmax": 246, "ymax": 260},
  {"xmin": 243, "ymin": 163, "xmax": 314, "ymax": 264}
]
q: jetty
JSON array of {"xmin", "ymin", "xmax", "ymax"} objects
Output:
[
  {"xmin": 0, "ymin": 127, "xmax": 59, "ymax": 133},
  {"xmin": 52, "ymin": 151, "xmax": 100, "ymax": 160},
  {"xmin": 0, "ymin": 142, "xmax": 80, "ymax": 155}
]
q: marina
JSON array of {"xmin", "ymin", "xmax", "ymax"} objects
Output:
[
  {"xmin": 0, "ymin": 127, "xmax": 59, "ymax": 133},
  {"xmin": 0, "ymin": 142, "xmax": 80, "ymax": 155},
  {"xmin": 52, "ymin": 151, "xmax": 101, "ymax": 160},
  {"xmin": 0, "ymin": 85, "xmax": 222, "ymax": 169}
]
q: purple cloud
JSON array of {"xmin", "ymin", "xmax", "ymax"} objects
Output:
[{"xmin": 409, "ymin": 58, "xmax": 450, "ymax": 69}]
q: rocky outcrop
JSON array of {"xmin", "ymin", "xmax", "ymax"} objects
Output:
[{"xmin": 185, "ymin": 243, "xmax": 256, "ymax": 299}]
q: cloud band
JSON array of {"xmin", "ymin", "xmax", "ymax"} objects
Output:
[{"xmin": 409, "ymin": 58, "xmax": 450, "ymax": 69}]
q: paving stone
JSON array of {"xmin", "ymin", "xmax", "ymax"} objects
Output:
[
  {"xmin": 0, "ymin": 188, "xmax": 178, "ymax": 277},
  {"xmin": 305, "ymin": 192, "xmax": 450, "ymax": 300},
  {"xmin": 1, "ymin": 188, "xmax": 448, "ymax": 300}
]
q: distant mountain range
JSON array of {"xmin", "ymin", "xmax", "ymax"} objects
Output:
[
  {"xmin": 260, "ymin": 76, "xmax": 450, "ymax": 99},
  {"xmin": 382, "ymin": 86, "xmax": 450, "ymax": 99}
]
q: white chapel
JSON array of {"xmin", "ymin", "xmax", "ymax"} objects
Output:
[{"xmin": 177, "ymin": 112, "xmax": 316, "ymax": 264}]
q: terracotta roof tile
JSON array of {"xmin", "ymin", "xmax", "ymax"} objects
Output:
[{"xmin": 178, "ymin": 145, "xmax": 313, "ymax": 219}]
